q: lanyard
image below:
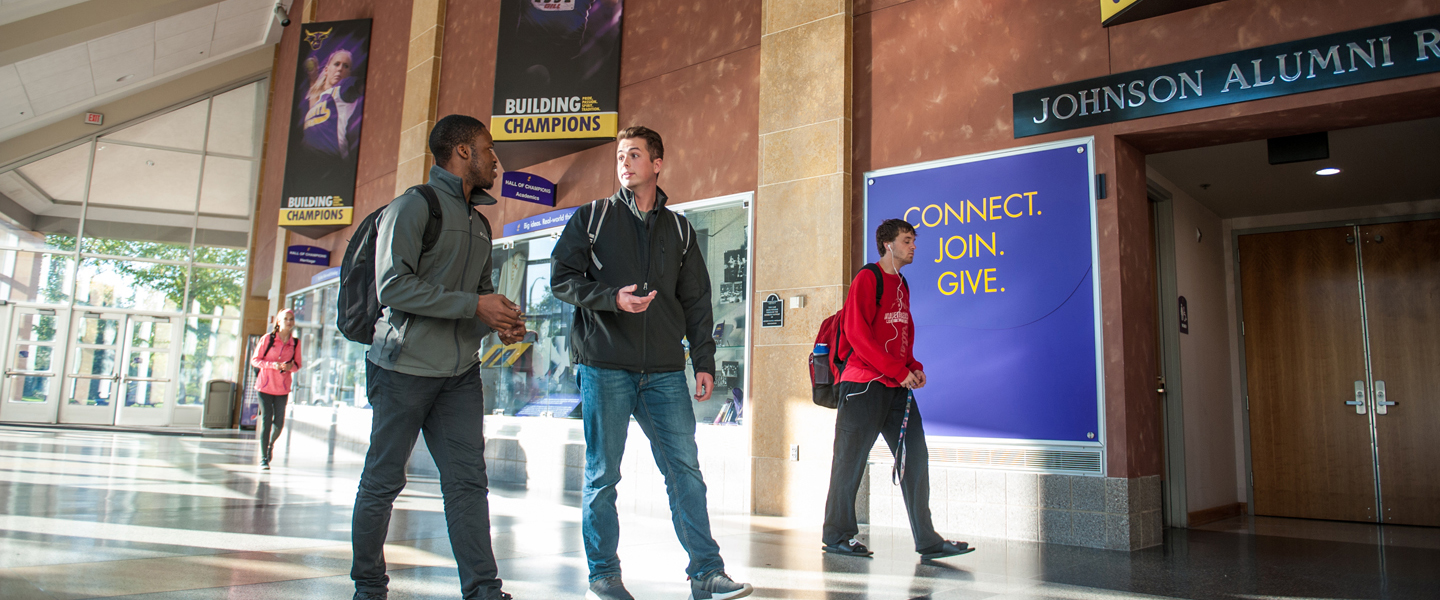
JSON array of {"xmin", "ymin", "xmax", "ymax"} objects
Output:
[{"xmin": 892, "ymin": 389, "xmax": 914, "ymax": 485}]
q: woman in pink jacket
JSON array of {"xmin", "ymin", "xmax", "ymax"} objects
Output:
[{"xmin": 250, "ymin": 309, "xmax": 302, "ymax": 469}]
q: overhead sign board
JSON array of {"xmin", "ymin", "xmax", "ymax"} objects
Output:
[
  {"xmin": 865, "ymin": 138, "xmax": 1102, "ymax": 443},
  {"xmin": 1016, "ymin": 15, "xmax": 1440, "ymax": 137},
  {"xmin": 500, "ymin": 171, "xmax": 557, "ymax": 206},
  {"xmin": 286, "ymin": 245, "xmax": 331, "ymax": 265},
  {"xmin": 502, "ymin": 206, "xmax": 578, "ymax": 237}
]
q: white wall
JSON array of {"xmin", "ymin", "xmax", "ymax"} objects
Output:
[{"xmin": 1150, "ymin": 169, "xmax": 1242, "ymax": 514}]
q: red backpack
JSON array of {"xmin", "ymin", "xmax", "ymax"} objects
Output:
[{"xmin": 809, "ymin": 264, "xmax": 906, "ymax": 408}]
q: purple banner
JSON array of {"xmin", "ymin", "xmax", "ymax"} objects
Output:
[
  {"xmin": 287, "ymin": 245, "xmax": 331, "ymax": 265},
  {"xmin": 503, "ymin": 206, "xmax": 578, "ymax": 237},
  {"xmin": 864, "ymin": 139, "xmax": 1102, "ymax": 442},
  {"xmin": 500, "ymin": 171, "xmax": 557, "ymax": 206}
]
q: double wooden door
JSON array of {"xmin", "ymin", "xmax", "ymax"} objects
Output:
[{"xmin": 1240, "ymin": 219, "xmax": 1440, "ymax": 526}]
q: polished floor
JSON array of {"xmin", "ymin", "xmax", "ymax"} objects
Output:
[{"xmin": 1, "ymin": 425, "xmax": 1437, "ymax": 600}]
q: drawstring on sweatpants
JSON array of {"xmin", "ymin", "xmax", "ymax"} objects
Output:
[{"xmin": 892, "ymin": 390, "xmax": 914, "ymax": 485}]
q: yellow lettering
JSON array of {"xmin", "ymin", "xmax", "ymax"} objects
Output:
[
  {"xmin": 989, "ymin": 196, "xmax": 1003, "ymax": 220},
  {"xmin": 967, "ymin": 270, "xmax": 982, "ymax": 294},
  {"xmin": 921, "ymin": 204, "xmax": 943, "ymax": 228},
  {"xmin": 1025, "ymin": 191, "xmax": 1039, "ymax": 216},
  {"xmin": 967, "ymin": 200, "xmax": 987, "ymax": 222},
  {"xmin": 1004, "ymin": 194, "xmax": 1024, "ymax": 218},
  {"xmin": 976, "ymin": 232, "xmax": 997, "ymax": 257},
  {"xmin": 944, "ymin": 235, "xmax": 968, "ymax": 260},
  {"xmin": 984, "ymin": 268, "xmax": 999, "ymax": 293},
  {"xmin": 904, "ymin": 206, "xmax": 921, "ymax": 225},
  {"xmin": 945, "ymin": 202, "xmax": 964, "ymax": 225},
  {"xmin": 939, "ymin": 272, "xmax": 959, "ymax": 296}
]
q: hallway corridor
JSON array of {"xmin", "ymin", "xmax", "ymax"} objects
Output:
[{"xmin": 0, "ymin": 425, "xmax": 1436, "ymax": 599}]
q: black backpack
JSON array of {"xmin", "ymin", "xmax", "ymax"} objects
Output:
[{"xmin": 337, "ymin": 185, "xmax": 444, "ymax": 345}]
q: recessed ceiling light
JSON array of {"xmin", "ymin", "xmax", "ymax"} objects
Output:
[
  {"xmin": 116, "ymin": 74, "xmax": 134, "ymax": 82},
  {"xmin": 145, "ymin": 160, "xmax": 155, "ymax": 166},
  {"xmin": 1316, "ymin": 168, "xmax": 1341, "ymax": 176}
]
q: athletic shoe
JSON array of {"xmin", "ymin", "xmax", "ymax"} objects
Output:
[
  {"xmin": 482, "ymin": 588, "xmax": 513, "ymax": 600},
  {"xmin": 352, "ymin": 592, "xmax": 386, "ymax": 600},
  {"xmin": 919, "ymin": 540, "xmax": 974, "ymax": 560},
  {"xmin": 586, "ymin": 576, "xmax": 634, "ymax": 600},
  {"xmin": 689, "ymin": 570, "xmax": 753, "ymax": 600},
  {"xmin": 821, "ymin": 538, "xmax": 873, "ymax": 557},
  {"xmin": 260, "ymin": 460, "xmax": 270, "ymax": 470}
]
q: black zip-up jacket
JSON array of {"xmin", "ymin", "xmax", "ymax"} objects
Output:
[{"xmin": 551, "ymin": 187, "xmax": 715, "ymax": 375}]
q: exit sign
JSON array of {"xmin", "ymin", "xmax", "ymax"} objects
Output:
[{"xmin": 84, "ymin": 113, "xmax": 103, "ymax": 125}]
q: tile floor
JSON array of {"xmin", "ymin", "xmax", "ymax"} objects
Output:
[{"xmin": 1, "ymin": 424, "xmax": 1437, "ymax": 599}]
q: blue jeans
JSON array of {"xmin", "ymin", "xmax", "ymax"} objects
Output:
[{"xmin": 579, "ymin": 365, "xmax": 724, "ymax": 581}]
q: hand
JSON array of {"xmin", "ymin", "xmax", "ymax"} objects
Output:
[
  {"xmin": 277, "ymin": 361, "xmax": 291, "ymax": 373},
  {"xmin": 477, "ymin": 294, "xmax": 525, "ymax": 331},
  {"xmin": 498, "ymin": 328, "xmax": 527, "ymax": 345},
  {"xmin": 694, "ymin": 372, "xmax": 714, "ymax": 402},
  {"xmin": 912, "ymin": 370, "xmax": 926, "ymax": 389},
  {"xmin": 616, "ymin": 284, "xmax": 657, "ymax": 313},
  {"xmin": 900, "ymin": 371, "xmax": 921, "ymax": 389}
]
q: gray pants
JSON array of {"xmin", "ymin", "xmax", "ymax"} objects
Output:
[{"xmin": 351, "ymin": 361, "xmax": 500, "ymax": 599}]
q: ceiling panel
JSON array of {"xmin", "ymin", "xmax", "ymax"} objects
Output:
[
  {"xmin": 87, "ymin": 144, "xmax": 201, "ymax": 212},
  {"xmin": 156, "ymin": 5, "xmax": 218, "ymax": 39},
  {"xmin": 156, "ymin": 25, "xmax": 213, "ymax": 59},
  {"xmin": 206, "ymin": 81, "xmax": 261, "ymax": 157},
  {"xmin": 15, "ymin": 142, "xmax": 90, "ymax": 203},
  {"xmin": 101, "ymin": 100, "xmax": 209, "ymax": 151},
  {"xmin": 0, "ymin": 64, "xmax": 32, "ymax": 129},
  {"xmin": 92, "ymin": 44, "xmax": 156, "ymax": 95},
  {"xmin": 87, "ymin": 23, "xmax": 154, "ymax": 57},
  {"xmin": 199, "ymin": 155, "xmax": 255, "ymax": 216}
]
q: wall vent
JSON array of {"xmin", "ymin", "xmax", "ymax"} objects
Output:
[{"xmin": 869, "ymin": 442, "xmax": 1104, "ymax": 476}]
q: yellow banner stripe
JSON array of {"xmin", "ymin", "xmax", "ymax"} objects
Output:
[
  {"xmin": 279, "ymin": 206, "xmax": 353, "ymax": 227},
  {"xmin": 491, "ymin": 112, "xmax": 618, "ymax": 141},
  {"xmin": 1102, "ymin": 0, "xmax": 1142, "ymax": 22}
]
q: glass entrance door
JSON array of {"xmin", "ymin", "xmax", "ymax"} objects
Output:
[
  {"xmin": 0, "ymin": 307, "xmax": 66, "ymax": 423},
  {"xmin": 58, "ymin": 312, "xmax": 176, "ymax": 426}
]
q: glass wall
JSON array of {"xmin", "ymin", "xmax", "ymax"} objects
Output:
[
  {"xmin": 287, "ymin": 282, "xmax": 369, "ymax": 409},
  {"xmin": 0, "ymin": 80, "xmax": 264, "ymax": 421}
]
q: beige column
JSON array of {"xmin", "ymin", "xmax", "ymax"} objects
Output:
[
  {"xmin": 395, "ymin": 0, "xmax": 446, "ymax": 195},
  {"xmin": 751, "ymin": 0, "xmax": 852, "ymax": 517}
]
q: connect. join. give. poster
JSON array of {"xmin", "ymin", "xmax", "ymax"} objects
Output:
[{"xmin": 863, "ymin": 139, "xmax": 1103, "ymax": 443}]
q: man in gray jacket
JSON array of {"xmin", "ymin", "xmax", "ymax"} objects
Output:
[{"xmin": 351, "ymin": 115, "xmax": 525, "ymax": 600}]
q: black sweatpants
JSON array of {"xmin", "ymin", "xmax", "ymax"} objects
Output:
[
  {"xmin": 822, "ymin": 381, "xmax": 944, "ymax": 552},
  {"xmin": 257, "ymin": 392, "xmax": 288, "ymax": 462}
]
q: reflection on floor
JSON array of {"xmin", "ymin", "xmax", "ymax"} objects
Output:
[{"xmin": 1, "ymin": 425, "xmax": 1437, "ymax": 600}]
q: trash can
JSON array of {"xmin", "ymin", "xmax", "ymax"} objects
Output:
[{"xmin": 203, "ymin": 380, "xmax": 237, "ymax": 428}]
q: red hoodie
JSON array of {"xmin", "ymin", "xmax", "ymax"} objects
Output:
[{"xmin": 839, "ymin": 266, "xmax": 923, "ymax": 387}]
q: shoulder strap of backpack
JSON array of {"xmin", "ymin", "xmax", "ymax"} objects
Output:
[
  {"xmin": 863, "ymin": 263, "xmax": 885, "ymax": 306},
  {"xmin": 410, "ymin": 184, "xmax": 444, "ymax": 254},
  {"xmin": 586, "ymin": 198, "xmax": 611, "ymax": 270},
  {"xmin": 671, "ymin": 210, "xmax": 693, "ymax": 267}
]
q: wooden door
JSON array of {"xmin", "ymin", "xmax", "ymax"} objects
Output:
[
  {"xmin": 1359, "ymin": 220, "xmax": 1440, "ymax": 527},
  {"xmin": 1240, "ymin": 227, "xmax": 1377, "ymax": 522}
]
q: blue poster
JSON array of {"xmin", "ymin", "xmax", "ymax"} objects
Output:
[{"xmin": 864, "ymin": 138, "xmax": 1102, "ymax": 442}]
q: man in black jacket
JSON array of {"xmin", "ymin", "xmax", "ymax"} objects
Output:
[{"xmin": 552, "ymin": 126, "xmax": 752, "ymax": 600}]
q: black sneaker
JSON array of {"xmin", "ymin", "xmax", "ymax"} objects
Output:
[
  {"xmin": 821, "ymin": 538, "xmax": 873, "ymax": 557},
  {"xmin": 919, "ymin": 540, "xmax": 974, "ymax": 560},
  {"xmin": 260, "ymin": 460, "xmax": 270, "ymax": 470},
  {"xmin": 689, "ymin": 570, "xmax": 752, "ymax": 600},
  {"xmin": 482, "ymin": 588, "xmax": 513, "ymax": 600},
  {"xmin": 586, "ymin": 576, "xmax": 634, "ymax": 600},
  {"xmin": 352, "ymin": 592, "xmax": 386, "ymax": 600}
]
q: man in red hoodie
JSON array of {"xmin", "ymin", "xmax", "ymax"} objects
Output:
[{"xmin": 821, "ymin": 218, "xmax": 972, "ymax": 560}]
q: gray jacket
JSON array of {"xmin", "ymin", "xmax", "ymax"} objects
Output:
[{"xmin": 366, "ymin": 165, "xmax": 498, "ymax": 377}]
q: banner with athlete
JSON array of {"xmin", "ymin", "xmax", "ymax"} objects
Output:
[{"xmin": 280, "ymin": 19, "xmax": 370, "ymax": 238}]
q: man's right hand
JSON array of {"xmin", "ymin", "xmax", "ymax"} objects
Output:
[
  {"xmin": 616, "ymin": 284, "xmax": 657, "ymax": 313},
  {"xmin": 477, "ymin": 294, "xmax": 525, "ymax": 331},
  {"xmin": 900, "ymin": 371, "xmax": 922, "ymax": 389}
]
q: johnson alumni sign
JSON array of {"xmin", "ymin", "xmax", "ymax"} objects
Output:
[{"xmin": 1014, "ymin": 15, "xmax": 1440, "ymax": 137}]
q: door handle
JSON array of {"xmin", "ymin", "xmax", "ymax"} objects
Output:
[
  {"xmin": 1346, "ymin": 381, "xmax": 1367, "ymax": 414},
  {"xmin": 1375, "ymin": 380, "xmax": 1397, "ymax": 415}
]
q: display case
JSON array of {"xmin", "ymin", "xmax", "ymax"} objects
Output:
[{"xmin": 482, "ymin": 194, "xmax": 752, "ymax": 425}]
